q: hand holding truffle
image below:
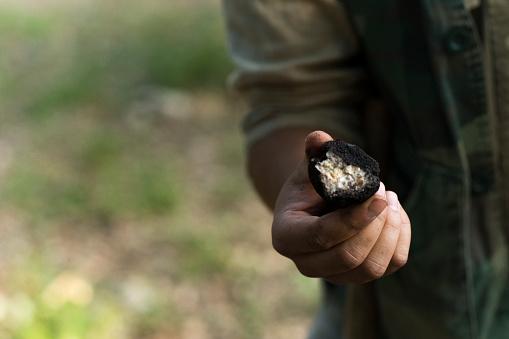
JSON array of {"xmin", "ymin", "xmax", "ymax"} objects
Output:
[{"xmin": 271, "ymin": 131, "xmax": 411, "ymax": 284}]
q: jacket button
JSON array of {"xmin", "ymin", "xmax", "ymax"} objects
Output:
[
  {"xmin": 472, "ymin": 181, "xmax": 489, "ymax": 194},
  {"xmin": 444, "ymin": 27, "xmax": 472, "ymax": 54},
  {"xmin": 471, "ymin": 174, "xmax": 492, "ymax": 194}
]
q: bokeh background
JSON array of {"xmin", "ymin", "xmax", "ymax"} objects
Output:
[{"xmin": 0, "ymin": 0, "xmax": 320, "ymax": 338}]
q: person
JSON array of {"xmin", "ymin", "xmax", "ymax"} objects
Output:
[{"xmin": 222, "ymin": 0, "xmax": 509, "ymax": 338}]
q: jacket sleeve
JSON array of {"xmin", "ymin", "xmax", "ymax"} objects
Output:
[{"xmin": 222, "ymin": 0, "xmax": 369, "ymax": 149}]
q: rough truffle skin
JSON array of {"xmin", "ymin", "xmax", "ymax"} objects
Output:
[{"xmin": 308, "ymin": 140, "xmax": 380, "ymax": 209}]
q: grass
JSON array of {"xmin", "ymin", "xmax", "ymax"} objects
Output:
[
  {"xmin": 0, "ymin": 0, "xmax": 320, "ymax": 338},
  {"xmin": 0, "ymin": 0, "xmax": 232, "ymax": 120}
]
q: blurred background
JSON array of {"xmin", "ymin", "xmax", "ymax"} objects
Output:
[{"xmin": 0, "ymin": 0, "xmax": 320, "ymax": 338}]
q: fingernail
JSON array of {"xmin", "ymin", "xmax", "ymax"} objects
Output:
[
  {"xmin": 375, "ymin": 182, "xmax": 386, "ymax": 197},
  {"xmin": 367, "ymin": 199, "xmax": 387, "ymax": 219},
  {"xmin": 386, "ymin": 191, "xmax": 399, "ymax": 212}
]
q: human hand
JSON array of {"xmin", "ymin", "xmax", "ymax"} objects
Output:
[{"xmin": 272, "ymin": 131, "xmax": 411, "ymax": 284}]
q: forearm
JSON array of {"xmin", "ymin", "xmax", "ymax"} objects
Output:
[
  {"xmin": 225, "ymin": 0, "xmax": 366, "ymax": 208},
  {"xmin": 247, "ymin": 127, "xmax": 331, "ymax": 210}
]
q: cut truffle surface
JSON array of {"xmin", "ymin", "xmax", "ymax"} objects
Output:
[{"xmin": 308, "ymin": 140, "xmax": 380, "ymax": 209}]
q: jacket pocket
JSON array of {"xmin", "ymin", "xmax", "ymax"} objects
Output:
[{"xmin": 376, "ymin": 164, "xmax": 474, "ymax": 339}]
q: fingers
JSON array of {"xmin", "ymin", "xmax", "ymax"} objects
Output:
[
  {"xmin": 323, "ymin": 192, "xmax": 402, "ymax": 283},
  {"xmin": 285, "ymin": 191, "xmax": 410, "ymax": 284},
  {"xmin": 289, "ymin": 203, "xmax": 388, "ymax": 277},
  {"xmin": 317, "ymin": 183, "xmax": 386, "ymax": 237},
  {"xmin": 313, "ymin": 196, "xmax": 388, "ymax": 247},
  {"xmin": 273, "ymin": 193, "xmax": 388, "ymax": 257},
  {"xmin": 385, "ymin": 201, "xmax": 411, "ymax": 275},
  {"xmin": 273, "ymin": 178, "xmax": 388, "ymax": 257},
  {"xmin": 324, "ymin": 192, "xmax": 410, "ymax": 284}
]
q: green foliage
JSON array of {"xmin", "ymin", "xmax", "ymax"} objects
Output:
[
  {"xmin": 173, "ymin": 229, "xmax": 231, "ymax": 280},
  {"xmin": 0, "ymin": 10, "xmax": 55, "ymax": 38},
  {"xmin": 0, "ymin": 168, "xmax": 90, "ymax": 218},
  {"xmin": 0, "ymin": 1, "xmax": 318, "ymax": 338},
  {"xmin": 0, "ymin": 1, "xmax": 232, "ymax": 120},
  {"xmin": 0, "ymin": 269, "xmax": 123, "ymax": 339},
  {"xmin": 90, "ymin": 159, "xmax": 181, "ymax": 218},
  {"xmin": 1, "ymin": 123, "xmax": 182, "ymax": 222},
  {"xmin": 136, "ymin": 8, "xmax": 231, "ymax": 88}
]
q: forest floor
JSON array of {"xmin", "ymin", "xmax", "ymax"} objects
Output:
[{"xmin": 0, "ymin": 0, "xmax": 320, "ymax": 338}]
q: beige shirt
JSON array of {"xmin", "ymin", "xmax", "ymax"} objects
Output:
[{"xmin": 223, "ymin": 0, "xmax": 368, "ymax": 149}]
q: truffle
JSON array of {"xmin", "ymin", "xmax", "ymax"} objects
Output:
[{"xmin": 308, "ymin": 139, "xmax": 380, "ymax": 209}]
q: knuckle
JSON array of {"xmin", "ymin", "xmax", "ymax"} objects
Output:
[
  {"xmin": 369, "ymin": 211, "xmax": 388, "ymax": 231},
  {"xmin": 271, "ymin": 227, "xmax": 288, "ymax": 256},
  {"xmin": 271, "ymin": 234, "xmax": 287, "ymax": 256},
  {"xmin": 391, "ymin": 252, "xmax": 409, "ymax": 269},
  {"xmin": 295, "ymin": 261, "xmax": 322, "ymax": 278},
  {"xmin": 296, "ymin": 266, "xmax": 318, "ymax": 278},
  {"xmin": 361, "ymin": 260, "xmax": 387, "ymax": 280},
  {"xmin": 311, "ymin": 233, "xmax": 335, "ymax": 251},
  {"xmin": 272, "ymin": 239, "xmax": 283, "ymax": 255},
  {"xmin": 271, "ymin": 213, "xmax": 294, "ymax": 256},
  {"xmin": 341, "ymin": 207, "xmax": 367, "ymax": 231},
  {"xmin": 308, "ymin": 220, "xmax": 335, "ymax": 250},
  {"xmin": 338, "ymin": 247, "xmax": 363, "ymax": 271},
  {"xmin": 384, "ymin": 217, "xmax": 400, "ymax": 232}
]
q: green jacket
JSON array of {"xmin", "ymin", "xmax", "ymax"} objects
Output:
[{"xmin": 341, "ymin": 0, "xmax": 509, "ymax": 338}]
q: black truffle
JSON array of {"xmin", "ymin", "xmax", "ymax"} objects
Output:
[{"xmin": 308, "ymin": 140, "xmax": 380, "ymax": 209}]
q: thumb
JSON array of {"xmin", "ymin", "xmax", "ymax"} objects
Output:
[
  {"xmin": 288, "ymin": 130, "xmax": 333, "ymax": 186},
  {"xmin": 305, "ymin": 131, "xmax": 333, "ymax": 162},
  {"xmin": 276, "ymin": 131, "xmax": 333, "ymax": 213}
]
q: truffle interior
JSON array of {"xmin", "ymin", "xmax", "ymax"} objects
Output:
[
  {"xmin": 308, "ymin": 139, "xmax": 380, "ymax": 208},
  {"xmin": 314, "ymin": 150, "xmax": 368, "ymax": 194}
]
